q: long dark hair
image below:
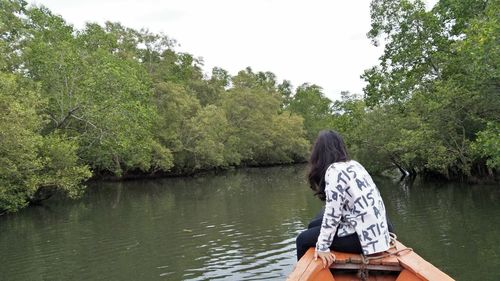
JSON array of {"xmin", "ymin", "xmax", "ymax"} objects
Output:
[{"xmin": 307, "ymin": 130, "xmax": 349, "ymax": 201}]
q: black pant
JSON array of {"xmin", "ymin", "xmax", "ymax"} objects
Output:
[{"xmin": 295, "ymin": 209, "xmax": 395, "ymax": 260}]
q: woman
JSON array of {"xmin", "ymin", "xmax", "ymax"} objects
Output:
[{"xmin": 296, "ymin": 130, "xmax": 392, "ymax": 268}]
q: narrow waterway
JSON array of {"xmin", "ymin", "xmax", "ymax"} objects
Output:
[{"xmin": 1, "ymin": 165, "xmax": 499, "ymax": 280}]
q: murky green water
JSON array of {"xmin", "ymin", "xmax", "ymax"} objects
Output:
[{"xmin": 1, "ymin": 165, "xmax": 499, "ymax": 280}]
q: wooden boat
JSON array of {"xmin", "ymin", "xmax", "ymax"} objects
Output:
[{"xmin": 287, "ymin": 240, "xmax": 454, "ymax": 281}]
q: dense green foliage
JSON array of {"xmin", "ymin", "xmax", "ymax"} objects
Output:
[
  {"xmin": 0, "ymin": 72, "xmax": 91, "ymax": 213},
  {"xmin": 0, "ymin": 0, "xmax": 310, "ymax": 213},
  {"xmin": 347, "ymin": 0, "xmax": 499, "ymax": 180},
  {"xmin": 0, "ymin": 0, "xmax": 498, "ymax": 213}
]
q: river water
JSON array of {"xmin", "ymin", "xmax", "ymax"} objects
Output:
[{"xmin": 1, "ymin": 165, "xmax": 499, "ymax": 281}]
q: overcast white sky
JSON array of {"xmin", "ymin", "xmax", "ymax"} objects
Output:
[{"xmin": 29, "ymin": 1, "xmax": 433, "ymax": 101}]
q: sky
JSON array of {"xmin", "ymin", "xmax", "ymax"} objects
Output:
[{"xmin": 29, "ymin": 1, "xmax": 398, "ymax": 101}]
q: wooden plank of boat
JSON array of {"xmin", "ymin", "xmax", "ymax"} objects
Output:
[
  {"xmin": 332, "ymin": 251, "xmax": 401, "ymax": 272},
  {"xmin": 286, "ymin": 240, "xmax": 455, "ymax": 281},
  {"xmin": 286, "ymin": 248, "xmax": 334, "ymax": 281}
]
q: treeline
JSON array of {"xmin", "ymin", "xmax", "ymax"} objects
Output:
[
  {"xmin": 0, "ymin": 0, "xmax": 314, "ymax": 213},
  {"xmin": 1, "ymin": 0, "xmax": 498, "ymax": 213},
  {"xmin": 336, "ymin": 0, "xmax": 499, "ymax": 181}
]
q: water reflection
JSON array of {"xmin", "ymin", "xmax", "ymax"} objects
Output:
[{"xmin": 0, "ymin": 165, "xmax": 499, "ymax": 281}]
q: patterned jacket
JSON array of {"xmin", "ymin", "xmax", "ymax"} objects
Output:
[{"xmin": 315, "ymin": 160, "xmax": 391, "ymax": 255}]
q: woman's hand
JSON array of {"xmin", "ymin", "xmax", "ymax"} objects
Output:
[{"xmin": 314, "ymin": 251, "xmax": 336, "ymax": 268}]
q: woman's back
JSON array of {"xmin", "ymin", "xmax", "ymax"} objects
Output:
[{"xmin": 319, "ymin": 160, "xmax": 390, "ymax": 255}]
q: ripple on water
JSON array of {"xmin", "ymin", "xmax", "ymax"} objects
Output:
[{"xmin": 176, "ymin": 221, "xmax": 297, "ymax": 281}]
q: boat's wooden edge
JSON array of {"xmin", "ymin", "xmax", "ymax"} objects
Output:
[
  {"xmin": 286, "ymin": 248, "xmax": 333, "ymax": 281},
  {"xmin": 397, "ymin": 269, "xmax": 424, "ymax": 281},
  {"xmin": 394, "ymin": 241, "xmax": 454, "ymax": 281},
  {"xmin": 287, "ymin": 241, "xmax": 455, "ymax": 281}
]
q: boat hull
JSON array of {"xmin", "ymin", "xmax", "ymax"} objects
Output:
[{"xmin": 287, "ymin": 241, "xmax": 454, "ymax": 281}]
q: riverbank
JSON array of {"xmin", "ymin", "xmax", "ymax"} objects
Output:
[
  {"xmin": 2, "ymin": 1, "xmax": 498, "ymax": 215},
  {"xmin": 89, "ymin": 160, "xmax": 309, "ymax": 181}
]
